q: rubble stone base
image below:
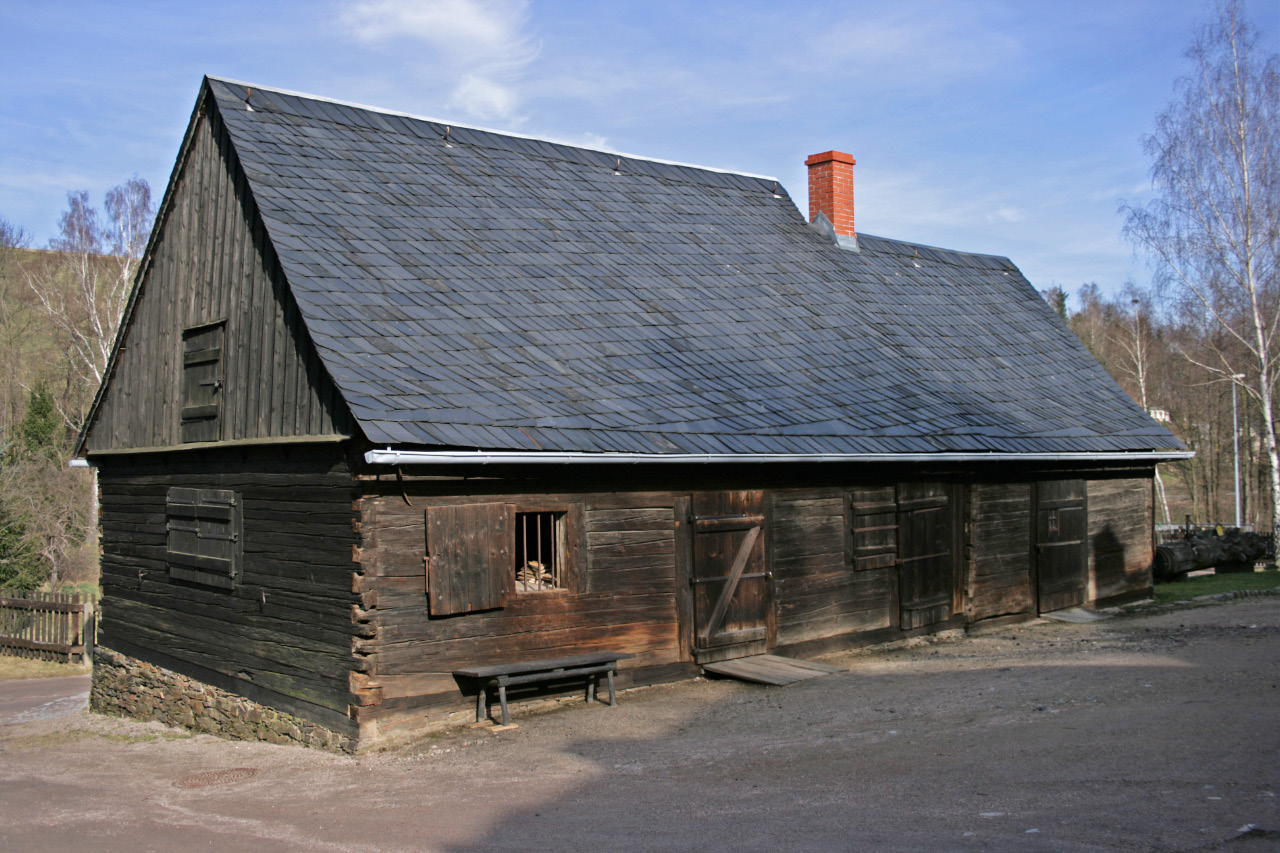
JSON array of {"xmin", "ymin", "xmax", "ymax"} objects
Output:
[{"xmin": 90, "ymin": 647, "xmax": 354, "ymax": 753}]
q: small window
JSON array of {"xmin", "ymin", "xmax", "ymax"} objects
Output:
[
  {"xmin": 167, "ymin": 487, "xmax": 241, "ymax": 589},
  {"xmin": 181, "ymin": 321, "xmax": 224, "ymax": 442},
  {"xmin": 514, "ymin": 511, "xmax": 566, "ymax": 592},
  {"xmin": 424, "ymin": 504, "xmax": 574, "ymax": 616}
]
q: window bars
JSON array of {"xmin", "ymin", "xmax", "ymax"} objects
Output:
[{"xmin": 514, "ymin": 511, "xmax": 564, "ymax": 591}]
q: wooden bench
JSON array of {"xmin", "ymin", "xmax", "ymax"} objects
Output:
[{"xmin": 454, "ymin": 651, "xmax": 636, "ymax": 726}]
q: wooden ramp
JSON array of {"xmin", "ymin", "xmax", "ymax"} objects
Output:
[{"xmin": 701, "ymin": 654, "xmax": 846, "ymax": 686}]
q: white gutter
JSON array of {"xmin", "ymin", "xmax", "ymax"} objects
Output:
[
  {"xmin": 365, "ymin": 449, "xmax": 1194, "ymax": 467},
  {"xmin": 68, "ymin": 457, "xmax": 90, "ymax": 468}
]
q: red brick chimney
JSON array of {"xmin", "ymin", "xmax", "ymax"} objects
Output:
[{"xmin": 806, "ymin": 150, "xmax": 856, "ymax": 239}]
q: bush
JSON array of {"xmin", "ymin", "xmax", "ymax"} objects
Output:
[{"xmin": 0, "ymin": 501, "xmax": 44, "ymax": 590}]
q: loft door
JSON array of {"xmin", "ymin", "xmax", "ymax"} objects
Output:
[
  {"xmin": 690, "ymin": 490, "xmax": 771, "ymax": 662},
  {"xmin": 1035, "ymin": 480, "xmax": 1087, "ymax": 613}
]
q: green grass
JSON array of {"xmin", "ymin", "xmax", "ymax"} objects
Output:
[{"xmin": 1153, "ymin": 569, "xmax": 1280, "ymax": 606}]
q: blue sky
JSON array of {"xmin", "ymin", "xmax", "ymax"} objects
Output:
[{"xmin": 2, "ymin": 0, "xmax": 1276, "ymax": 301}]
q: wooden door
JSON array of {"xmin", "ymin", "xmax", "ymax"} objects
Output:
[
  {"xmin": 690, "ymin": 490, "xmax": 771, "ymax": 662},
  {"xmin": 896, "ymin": 483, "xmax": 956, "ymax": 629},
  {"xmin": 1035, "ymin": 480, "xmax": 1087, "ymax": 613}
]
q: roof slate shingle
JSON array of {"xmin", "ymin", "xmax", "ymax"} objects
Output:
[{"xmin": 208, "ymin": 77, "xmax": 1180, "ymax": 455}]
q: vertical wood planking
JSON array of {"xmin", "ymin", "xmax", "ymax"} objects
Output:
[
  {"xmin": 221, "ymin": 117, "xmax": 246, "ymax": 436},
  {"xmin": 269, "ymin": 248, "xmax": 287, "ymax": 436},
  {"xmin": 81, "ymin": 98, "xmax": 354, "ymax": 454}
]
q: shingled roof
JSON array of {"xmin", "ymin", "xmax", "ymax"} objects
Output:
[{"xmin": 200, "ymin": 76, "xmax": 1179, "ymax": 456}]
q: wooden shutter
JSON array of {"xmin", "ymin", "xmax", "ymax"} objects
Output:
[
  {"xmin": 851, "ymin": 486, "xmax": 897, "ymax": 570},
  {"xmin": 167, "ymin": 487, "xmax": 240, "ymax": 589},
  {"xmin": 181, "ymin": 323, "xmax": 224, "ymax": 443},
  {"xmin": 425, "ymin": 503, "xmax": 510, "ymax": 616}
]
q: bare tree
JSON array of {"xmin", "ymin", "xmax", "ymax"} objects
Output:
[
  {"xmin": 1123, "ymin": 0, "xmax": 1279, "ymax": 532},
  {"xmin": 0, "ymin": 217, "xmax": 37, "ymax": 430},
  {"xmin": 1109, "ymin": 284, "xmax": 1174, "ymax": 523},
  {"xmin": 27, "ymin": 178, "xmax": 152, "ymax": 425}
]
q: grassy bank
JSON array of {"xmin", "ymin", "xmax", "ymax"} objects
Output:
[
  {"xmin": 1153, "ymin": 569, "xmax": 1280, "ymax": 606},
  {"xmin": 0, "ymin": 656, "xmax": 90, "ymax": 681}
]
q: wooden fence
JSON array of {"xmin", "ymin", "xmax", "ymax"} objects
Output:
[{"xmin": 0, "ymin": 590, "xmax": 95, "ymax": 663}]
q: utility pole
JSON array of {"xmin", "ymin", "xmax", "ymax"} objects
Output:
[{"xmin": 1232, "ymin": 373, "xmax": 1245, "ymax": 527}]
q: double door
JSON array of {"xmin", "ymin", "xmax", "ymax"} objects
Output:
[{"xmin": 852, "ymin": 482, "xmax": 960, "ymax": 631}]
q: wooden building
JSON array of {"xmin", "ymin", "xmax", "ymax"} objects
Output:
[{"xmin": 79, "ymin": 78, "xmax": 1188, "ymax": 749}]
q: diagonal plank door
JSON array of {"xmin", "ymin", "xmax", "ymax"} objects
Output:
[{"xmin": 690, "ymin": 491, "xmax": 771, "ymax": 662}]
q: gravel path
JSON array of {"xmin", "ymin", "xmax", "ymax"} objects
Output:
[{"xmin": 1, "ymin": 599, "xmax": 1277, "ymax": 852}]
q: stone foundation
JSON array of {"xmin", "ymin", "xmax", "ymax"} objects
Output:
[{"xmin": 90, "ymin": 647, "xmax": 355, "ymax": 753}]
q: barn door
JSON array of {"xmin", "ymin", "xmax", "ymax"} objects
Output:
[
  {"xmin": 690, "ymin": 491, "xmax": 771, "ymax": 663},
  {"xmin": 1035, "ymin": 480, "xmax": 1087, "ymax": 613},
  {"xmin": 896, "ymin": 483, "xmax": 956, "ymax": 629}
]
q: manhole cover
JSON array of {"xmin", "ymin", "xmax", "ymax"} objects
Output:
[{"xmin": 173, "ymin": 767, "xmax": 258, "ymax": 788}]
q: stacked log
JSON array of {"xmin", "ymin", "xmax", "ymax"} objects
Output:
[{"xmin": 1154, "ymin": 528, "xmax": 1272, "ymax": 580}]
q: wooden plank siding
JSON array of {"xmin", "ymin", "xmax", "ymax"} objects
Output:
[
  {"xmin": 772, "ymin": 489, "xmax": 891, "ymax": 646},
  {"xmin": 93, "ymin": 455, "xmax": 1159, "ymax": 742},
  {"xmin": 82, "ymin": 98, "xmax": 351, "ymax": 454},
  {"xmin": 1087, "ymin": 477, "xmax": 1155, "ymax": 602},
  {"xmin": 95, "ymin": 446, "xmax": 359, "ymax": 732},
  {"xmin": 352, "ymin": 490, "xmax": 685, "ymax": 731},
  {"xmin": 966, "ymin": 482, "xmax": 1035, "ymax": 622}
]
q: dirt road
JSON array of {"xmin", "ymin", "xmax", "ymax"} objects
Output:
[
  {"xmin": 1, "ymin": 599, "xmax": 1277, "ymax": 852},
  {"xmin": 0, "ymin": 674, "xmax": 88, "ymax": 726}
]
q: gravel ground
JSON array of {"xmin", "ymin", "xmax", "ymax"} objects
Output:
[{"xmin": 1, "ymin": 598, "xmax": 1277, "ymax": 852}]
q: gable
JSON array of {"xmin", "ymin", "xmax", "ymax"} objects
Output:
[{"xmin": 80, "ymin": 92, "xmax": 354, "ymax": 454}]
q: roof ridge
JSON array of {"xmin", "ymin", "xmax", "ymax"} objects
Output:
[
  {"xmin": 856, "ymin": 232, "xmax": 1014, "ymax": 266},
  {"xmin": 206, "ymin": 75, "xmax": 779, "ymax": 184}
]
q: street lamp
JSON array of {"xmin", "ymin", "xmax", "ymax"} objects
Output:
[{"xmin": 1232, "ymin": 373, "xmax": 1246, "ymax": 527}]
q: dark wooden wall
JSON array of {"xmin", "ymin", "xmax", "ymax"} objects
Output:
[
  {"xmin": 93, "ymin": 457, "xmax": 1156, "ymax": 739},
  {"xmin": 96, "ymin": 446, "xmax": 358, "ymax": 732},
  {"xmin": 772, "ymin": 488, "xmax": 890, "ymax": 646},
  {"xmin": 1088, "ymin": 477, "xmax": 1155, "ymax": 601},
  {"xmin": 83, "ymin": 98, "xmax": 351, "ymax": 453},
  {"xmin": 967, "ymin": 482, "xmax": 1034, "ymax": 621},
  {"xmin": 353, "ymin": 490, "xmax": 684, "ymax": 735}
]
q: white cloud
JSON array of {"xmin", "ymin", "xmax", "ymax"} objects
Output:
[
  {"xmin": 449, "ymin": 73, "xmax": 519, "ymax": 122},
  {"xmin": 338, "ymin": 0, "xmax": 539, "ymax": 122},
  {"xmin": 575, "ymin": 132, "xmax": 610, "ymax": 151},
  {"xmin": 990, "ymin": 206, "xmax": 1023, "ymax": 223},
  {"xmin": 792, "ymin": 6, "xmax": 1023, "ymax": 95}
]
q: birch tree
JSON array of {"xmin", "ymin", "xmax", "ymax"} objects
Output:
[
  {"xmin": 0, "ymin": 217, "xmax": 38, "ymax": 429},
  {"xmin": 1110, "ymin": 286, "xmax": 1173, "ymax": 522},
  {"xmin": 1123, "ymin": 0, "xmax": 1279, "ymax": 532},
  {"xmin": 28, "ymin": 177, "xmax": 152, "ymax": 424}
]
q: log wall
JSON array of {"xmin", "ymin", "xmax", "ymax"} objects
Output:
[
  {"xmin": 95, "ymin": 446, "xmax": 358, "ymax": 732},
  {"xmin": 93, "ymin": 461, "xmax": 1158, "ymax": 743},
  {"xmin": 967, "ymin": 482, "xmax": 1034, "ymax": 621},
  {"xmin": 1087, "ymin": 477, "xmax": 1155, "ymax": 601},
  {"xmin": 771, "ymin": 488, "xmax": 891, "ymax": 645},
  {"xmin": 353, "ymin": 490, "xmax": 686, "ymax": 734}
]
